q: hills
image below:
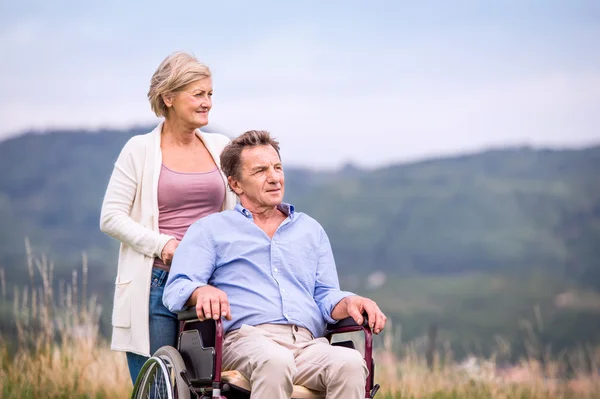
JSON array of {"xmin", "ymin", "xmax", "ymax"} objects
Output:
[
  {"xmin": 1, "ymin": 127, "xmax": 599, "ymax": 358},
  {"xmin": 287, "ymin": 144, "xmax": 600, "ymax": 283}
]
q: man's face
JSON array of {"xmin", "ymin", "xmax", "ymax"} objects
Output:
[{"xmin": 231, "ymin": 145, "xmax": 284, "ymax": 210}]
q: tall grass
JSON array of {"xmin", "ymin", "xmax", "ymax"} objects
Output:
[
  {"xmin": 373, "ymin": 319, "xmax": 600, "ymax": 398},
  {"xmin": 1, "ymin": 241, "xmax": 599, "ymax": 398},
  {"xmin": 0, "ymin": 240, "xmax": 131, "ymax": 398}
]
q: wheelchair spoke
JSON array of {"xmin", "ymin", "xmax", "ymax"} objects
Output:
[
  {"xmin": 131, "ymin": 347, "xmax": 192, "ymax": 399},
  {"xmin": 133, "ymin": 357, "xmax": 175, "ymax": 399}
]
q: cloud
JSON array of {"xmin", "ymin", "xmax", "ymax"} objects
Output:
[{"xmin": 0, "ymin": 1, "xmax": 599, "ymax": 168}]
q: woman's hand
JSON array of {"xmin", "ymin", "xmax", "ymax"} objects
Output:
[{"xmin": 161, "ymin": 239, "xmax": 180, "ymax": 266}]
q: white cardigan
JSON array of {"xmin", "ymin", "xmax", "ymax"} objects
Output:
[{"xmin": 100, "ymin": 122, "xmax": 237, "ymax": 356}]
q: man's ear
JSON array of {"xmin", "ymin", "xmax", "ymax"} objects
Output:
[{"xmin": 228, "ymin": 176, "xmax": 243, "ymax": 196}]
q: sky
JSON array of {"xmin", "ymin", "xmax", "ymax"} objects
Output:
[{"xmin": 1, "ymin": 0, "xmax": 599, "ymax": 168}]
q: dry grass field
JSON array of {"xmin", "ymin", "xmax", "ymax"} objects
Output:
[{"xmin": 1, "ymin": 250, "xmax": 599, "ymax": 399}]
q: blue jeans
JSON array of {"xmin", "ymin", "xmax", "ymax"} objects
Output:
[{"xmin": 126, "ymin": 268, "xmax": 179, "ymax": 384}]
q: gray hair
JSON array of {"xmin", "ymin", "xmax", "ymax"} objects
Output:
[{"xmin": 220, "ymin": 130, "xmax": 281, "ymax": 180}]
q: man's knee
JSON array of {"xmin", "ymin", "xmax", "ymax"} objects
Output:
[
  {"xmin": 330, "ymin": 348, "xmax": 368, "ymax": 380},
  {"xmin": 254, "ymin": 347, "xmax": 296, "ymax": 378},
  {"xmin": 248, "ymin": 347, "xmax": 296, "ymax": 397}
]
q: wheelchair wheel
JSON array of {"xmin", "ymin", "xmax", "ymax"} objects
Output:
[
  {"xmin": 155, "ymin": 346, "xmax": 190, "ymax": 399},
  {"xmin": 131, "ymin": 346, "xmax": 191, "ymax": 399}
]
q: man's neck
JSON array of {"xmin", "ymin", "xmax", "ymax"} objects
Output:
[
  {"xmin": 241, "ymin": 202, "xmax": 287, "ymax": 238},
  {"xmin": 244, "ymin": 203, "xmax": 281, "ymax": 221}
]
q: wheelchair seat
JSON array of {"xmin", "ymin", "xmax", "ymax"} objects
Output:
[{"xmin": 222, "ymin": 369, "xmax": 324, "ymax": 399}]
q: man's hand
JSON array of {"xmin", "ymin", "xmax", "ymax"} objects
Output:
[
  {"xmin": 331, "ymin": 295, "xmax": 387, "ymax": 334},
  {"xmin": 161, "ymin": 239, "xmax": 180, "ymax": 266},
  {"xmin": 187, "ymin": 285, "xmax": 232, "ymax": 322}
]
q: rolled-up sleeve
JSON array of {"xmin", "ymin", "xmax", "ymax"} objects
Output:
[
  {"xmin": 313, "ymin": 227, "xmax": 355, "ymax": 324},
  {"xmin": 163, "ymin": 220, "xmax": 217, "ymax": 312}
]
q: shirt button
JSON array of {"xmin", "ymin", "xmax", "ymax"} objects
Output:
[
  {"xmin": 273, "ymin": 268, "xmax": 279, "ymax": 273},
  {"xmin": 284, "ymin": 313, "xmax": 289, "ymax": 318},
  {"xmin": 281, "ymin": 288, "xmax": 286, "ymax": 293}
]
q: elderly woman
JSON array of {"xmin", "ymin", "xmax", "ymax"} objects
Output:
[{"xmin": 100, "ymin": 52, "xmax": 237, "ymax": 383}]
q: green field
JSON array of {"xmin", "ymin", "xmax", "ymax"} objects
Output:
[{"xmin": 357, "ymin": 272, "xmax": 600, "ymax": 360}]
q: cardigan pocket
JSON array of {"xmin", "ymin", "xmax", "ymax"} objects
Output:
[{"xmin": 112, "ymin": 280, "xmax": 132, "ymax": 328}]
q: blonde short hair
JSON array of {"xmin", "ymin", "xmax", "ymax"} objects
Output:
[{"xmin": 148, "ymin": 52, "xmax": 212, "ymax": 117}]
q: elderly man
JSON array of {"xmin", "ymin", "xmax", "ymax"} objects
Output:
[{"xmin": 163, "ymin": 130, "xmax": 387, "ymax": 399}]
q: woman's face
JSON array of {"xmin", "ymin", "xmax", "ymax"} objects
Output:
[{"xmin": 166, "ymin": 77, "xmax": 213, "ymax": 128}]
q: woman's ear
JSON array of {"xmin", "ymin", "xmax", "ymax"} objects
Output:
[
  {"xmin": 162, "ymin": 92, "xmax": 175, "ymax": 108},
  {"xmin": 228, "ymin": 176, "xmax": 243, "ymax": 196}
]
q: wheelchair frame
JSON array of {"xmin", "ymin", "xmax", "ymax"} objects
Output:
[{"xmin": 131, "ymin": 309, "xmax": 380, "ymax": 399}]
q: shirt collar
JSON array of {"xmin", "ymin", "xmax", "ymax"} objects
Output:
[{"xmin": 235, "ymin": 202, "xmax": 295, "ymax": 220}]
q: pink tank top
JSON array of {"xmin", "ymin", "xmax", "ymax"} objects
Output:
[{"xmin": 154, "ymin": 164, "xmax": 226, "ymax": 271}]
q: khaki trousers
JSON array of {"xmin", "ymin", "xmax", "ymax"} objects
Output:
[{"xmin": 222, "ymin": 323, "xmax": 368, "ymax": 399}]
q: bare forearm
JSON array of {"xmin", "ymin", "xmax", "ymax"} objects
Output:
[
  {"xmin": 331, "ymin": 296, "xmax": 352, "ymax": 321},
  {"xmin": 185, "ymin": 287, "xmax": 201, "ymax": 307}
]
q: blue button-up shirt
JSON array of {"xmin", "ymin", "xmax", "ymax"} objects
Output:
[{"xmin": 163, "ymin": 203, "xmax": 354, "ymax": 338}]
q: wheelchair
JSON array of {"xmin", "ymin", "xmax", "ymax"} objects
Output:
[{"xmin": 131, "ymin": 309, "xmax": 380, "ymax": 398}]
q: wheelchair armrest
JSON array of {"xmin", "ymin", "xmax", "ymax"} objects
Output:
[
  {"xmin": 325, "ymin": 313, "xmax": 375, "ymax": 397},
  {"xmin": 177, "ymin": 308, "xmax": 200, "ymax": 321},
  {"xmin": 176, "ymin": 310, "xmax": 225, "ymax": 385},
  {"xmin": 326, "ymin": 315, "xmax": 369, "ymax": 331}
]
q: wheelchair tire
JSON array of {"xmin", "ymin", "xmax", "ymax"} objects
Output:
[
  {"xmin": 131, "ymin": 346, "xmax": 191, "ymax": 399},
  {"xmin": 131, "ymin": 356, "xmax": 173, "ymax": 399},
  {"xmin": 155, "ymin": 346, "xmax": 191, "ymax": 399}
]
